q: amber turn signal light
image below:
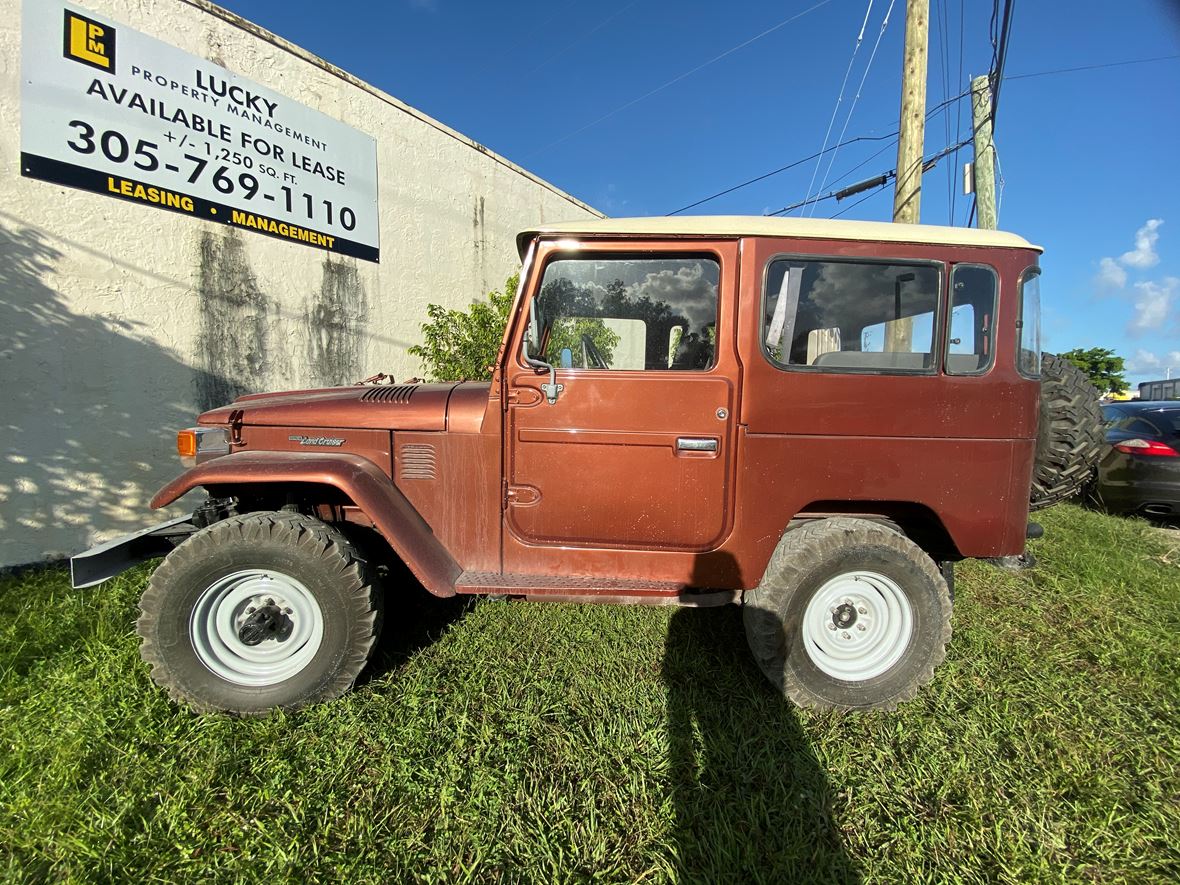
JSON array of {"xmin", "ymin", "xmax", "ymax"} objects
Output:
[
  {"xmin": 177, "ymin": 429, "xmax": 198, "ymax": 459},
  {"xmin": 176, "ymin": 427, "xmax": 231, "ymax": 468}
]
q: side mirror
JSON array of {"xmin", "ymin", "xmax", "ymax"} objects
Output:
[{"xmin": 527, "ymin": 297, "xmax": 544, "ymax": 356}]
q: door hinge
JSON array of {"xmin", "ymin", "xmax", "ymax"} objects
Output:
[{"xmin": 506, "ymin": 387, "xmax": 543, "ymax": 406}]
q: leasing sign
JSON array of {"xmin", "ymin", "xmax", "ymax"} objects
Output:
[{"xmin": 21, "ymin": 1, "xmax": 381, "ymax": 261}]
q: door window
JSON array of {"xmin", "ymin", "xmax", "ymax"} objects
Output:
[{"xmin": 533, "ymin": 254, "xmax": 719, "ymax": 370}]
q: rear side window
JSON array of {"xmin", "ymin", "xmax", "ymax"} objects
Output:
[
  {"xmin": 763, "ymin": 258, "xmax": 941, "ymax": 372},
  {"xmin": 1018, "ymin": 268, "xmax": 1042, "ymax": 378},
  {"xmin": 945, "ymin": 264, "xmax": 997, "ymax": 374}
]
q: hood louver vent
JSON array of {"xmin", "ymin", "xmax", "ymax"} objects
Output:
[{"xmin": 360, "ymin": 384, "xmax": 417, "ymax": 404}]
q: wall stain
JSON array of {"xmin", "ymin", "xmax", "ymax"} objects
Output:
[
  {"xmin": 305, "ymin": 255, "xmax": 368, "ymax": 386},
  {"xmin": 194, "ymin": 229, "xmax": 273, "ymax": 410},
  {"xmin": 473, "ymin": 195, "xmax": 487, "ymax": 298}
]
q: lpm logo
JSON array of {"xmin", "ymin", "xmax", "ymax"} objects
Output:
[{"xmin": 63, "ymin": 9, "xmax": 115, "ymax": 73}]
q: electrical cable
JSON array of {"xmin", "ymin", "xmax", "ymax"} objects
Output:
[
  {"xmin": 990, "ymin": 0, "xmax": 1015, "ymax": 137},
  {"xmin": 767, "ymin": 136, "xmax": 970, "ymax": 217},
  {"xmin": 935, "ymin": 0, "xmax": 953, "ymax": 223},
  {"xmin": 951, "ymin": 0, "xmax": 965, "ymax": 225},
  {"xmin": 524, "ymin": 0, "xmax": 641, "ymax": 77},
  {"xmin": 800, "ymin": 0, "xmax": 876, "ymax": 216},
  {"xmin": 1004, "ymin": 54, "xmax": 1180, "ymax": 80},
  {"xmin": 525, "ymin": 0, "xmax": 835, "ymax": 159},
  {"xmin": 664, "ymin": 89, "xmax": 969, "ymax": 216},
  {"xmin": 807, "ymin": 0, "xmax": 897, "ymax": 216}
]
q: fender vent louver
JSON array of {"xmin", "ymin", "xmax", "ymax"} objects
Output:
[
  {"xmin": 399, "ymin": 444, "xmax": 436, "ymax": 480},
  {"xmin": 360, "ymin": 384, "xmax": 417, "ymax": 404}
]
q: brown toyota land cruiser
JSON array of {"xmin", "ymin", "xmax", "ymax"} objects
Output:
[{"xmin": 73, "ymin": 216, "xmax": 1102, "ymax": 714}]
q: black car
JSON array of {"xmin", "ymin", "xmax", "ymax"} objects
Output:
[{"xmin": 1095, "ymin": 401, "xmax": 1180, "ymax": 518}]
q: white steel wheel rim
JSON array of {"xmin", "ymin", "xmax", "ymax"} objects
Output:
[
  {"xmin": 801, "ymin": 570, "xmax": 914, "ymax": 682},
  {"xmin": 189, "ymin": 569, "xmax": 324, "ymax": 687}
]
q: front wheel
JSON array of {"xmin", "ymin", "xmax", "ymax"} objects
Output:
[
  {"xmin": 137, "ymin": 512, "xmax": 382, "ymax": 714},
  {"xmin": 744, "ymin": 518, "xmax": 952, "ymax": 711}
]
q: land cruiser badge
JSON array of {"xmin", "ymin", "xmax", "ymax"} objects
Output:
[{"xmin": 288, "ymin": 434, "xmax": 346, "ymax": 447}]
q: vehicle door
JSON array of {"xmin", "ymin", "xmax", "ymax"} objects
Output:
[{"xmin": 504, "ymin": 240, "xmax": 739, "ymax": 552}]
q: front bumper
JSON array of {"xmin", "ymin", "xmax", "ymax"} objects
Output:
[{"xmin": 69, "ymin": 516, "xmax": 195, "ymax": 589}]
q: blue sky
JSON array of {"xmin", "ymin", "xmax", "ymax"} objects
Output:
[{"xmin": 217, "ymin": 0, "xmax": 1180, "ymax": 386}]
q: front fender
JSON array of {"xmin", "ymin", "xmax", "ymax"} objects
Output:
[{"xmin": 152, "ymin": 451, "xmax": 460, "ymax": 597}]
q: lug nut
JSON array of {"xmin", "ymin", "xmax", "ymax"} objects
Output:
[
  {"xmin": 857, "ymin": 606, "xmax": 867, "ymax": 614},
  {"xmin": 827, "ymin": 623, "xmax": 836, "ymax": 631},
  {"xmin": 857, "ymin": 624, "xmax": 867, "ymax": 632},
  {"xmin": 842, "ymin": 631, "xmax": 852, "ymax": 639}
]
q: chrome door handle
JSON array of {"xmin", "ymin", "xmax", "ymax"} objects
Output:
[{"xmin": 676, "ymin": 437, "xmax": 718, "ymax": 452}]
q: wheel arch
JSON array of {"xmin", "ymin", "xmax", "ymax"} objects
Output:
[
  {"xmin": 152, "ymin": 451, "xmax": 460, "ymax": 597},
  {"xmin": 791, "ymin": 500, "xmax": 962, "ymax": 561}
]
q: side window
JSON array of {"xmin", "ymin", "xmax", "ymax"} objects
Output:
[
  {"xmin": 1018, "ymin": 267, "xmax": 1042, "ymax": 378},
  {"xmin": 763, "ymin": 258, "xmax": 941, "ymax": 372},
  {"xmin": 534, "ymin": 254, "xmax": 719, "ymax": 371},
  {"xmin": 945, "ymin": 264, "xmax": 998, "ymax": 374}
]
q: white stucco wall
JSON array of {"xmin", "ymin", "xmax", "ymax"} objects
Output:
[{"xmin": 0, "ymin": 0, "xmax": 600, "ymax": 567}]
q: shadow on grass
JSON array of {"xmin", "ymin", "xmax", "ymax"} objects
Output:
[
  {"xmin": 663, "ymin": 606, "xmax": 859, "ymax": 883},
  {"xmin": 355, "ymin": 553, "xmax": 473, "ymax": 687}
]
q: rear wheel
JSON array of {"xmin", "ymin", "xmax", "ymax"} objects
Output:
[
  {"xmin": 744, "ymin": 518, "xmax": 952, "ymax": 711},
  {"xmin": 137, "ymin": 512, "xmax": 381, "ymax": 714}
]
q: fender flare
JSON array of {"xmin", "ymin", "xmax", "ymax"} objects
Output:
[{"xmin": 152, "ymin": 451, "xmax": 460, "ymax": 597}]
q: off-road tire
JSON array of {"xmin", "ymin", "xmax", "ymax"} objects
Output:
[
  {"xmin": 1030, "ymin": 353, "xmax": 1103, "ymax": 511},
  {"xmin": 743, "ymin": 517, "xmax": 952, "ymax": 712},
  {"xmin": 137, "ymin": 511, "xmax": 381, "ymax": 715}
]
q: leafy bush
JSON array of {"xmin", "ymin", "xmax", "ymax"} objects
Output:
[{"xmin": 408, "ymin": 275, "xmax": 518, "ymax": 382}]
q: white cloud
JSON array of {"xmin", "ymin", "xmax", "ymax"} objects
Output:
[
  {"xmin": 1127, "ymin": 277, "xmax": 1178, "ymax": 335},
  {"xmin": 1120, "ymin": 218, "xmax": 1164, "ymax": 269},
  {"xmin": 1126, "ymin": 348, "xmax": 1180, "ymax": 377},
  {"xmin": 1094, "ymin": 218, "xmax": 1165, "ymax": 292},
  {"xmin": 1096, "ymin": 257, "xmax": 1127, "ymax": 291}
]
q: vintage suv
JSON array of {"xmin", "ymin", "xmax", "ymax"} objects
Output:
[{"xmin": 73, "ymin": 216, "xmax": 1101, "ymax": 714}]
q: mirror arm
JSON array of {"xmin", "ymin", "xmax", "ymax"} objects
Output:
[{"xmin": 522, "ymin": 340, "xmax": 563, "ymax": 405}]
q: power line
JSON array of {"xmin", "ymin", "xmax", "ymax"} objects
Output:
[
  {"xmin": 807, "ymin": 0, "xmax": 897, "ymax": 216},
  {"xmin": 935, "ymin": 0, "xmax": 953, "ymax": 223},
  {"xmin": 666, "ymin": 133, "xmax": 896, "ymax": 216},
  {"xmin": 525, "ymin": 0, "xmax": 836, "ymax": 159},
  {"xmin": 767, "ymin": 137, "xmax": 971, "ymax": 217},
  {"xmin": 990, "ymin": 0, "xmax": 1015, "ymax": 137},
  {"xmin": 801, "ymin": 0, "xmax": 876, "ymax": 217},
  {"xmin": 665, "ymin": 88, "xmax": 968, "ymax": 216},
  {"xmin": 524, "ymin": 0, "xmax": 641, "ymax": 77},
  {"xmin": 1004, "ymin": 53, "xmax": 1180, "ymax": 80},
  {"xmin": 951, "ymin": 0, "xmax": 965, "ymax": 226}
]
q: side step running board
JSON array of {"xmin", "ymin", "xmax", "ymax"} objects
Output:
[{"xmin": 454, "ymin": 571, "xmax": 738, "ymax": 607}]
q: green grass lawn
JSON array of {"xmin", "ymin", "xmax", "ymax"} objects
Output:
[{"xmin": 2, "ymin": 504, "xmax": 1178, "ymax": 883}]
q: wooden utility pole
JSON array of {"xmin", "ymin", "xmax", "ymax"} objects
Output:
[
  {"xmin": 887, "ymin": 0, "xmax": 928, "ymax": 354},
  {"xmin": 891, "ymin": 0, "xmax": 929, "ymax": 225},
  {"xmin": 970, "ymin": 74, "xmax": 998, "ymax": 230}
]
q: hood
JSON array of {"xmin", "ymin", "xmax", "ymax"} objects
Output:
[{"xmin": 198, "ymin": 382, "xmax": 490, "ymax": 432}]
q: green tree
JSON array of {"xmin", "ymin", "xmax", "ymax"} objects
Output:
[
  {"xmin": 408, "ymin": 274, "xmax": 518, "ymax": 381},
  {"xmin": 1059, "ymin": 347, "xmax": 1128, "ymax": 395}
]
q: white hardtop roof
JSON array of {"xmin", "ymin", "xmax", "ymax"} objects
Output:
[{"xmin": 517, "ymin": 215, "xmax": 1041, "ymax": 257}]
